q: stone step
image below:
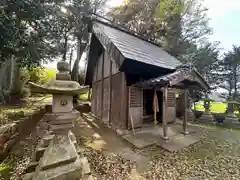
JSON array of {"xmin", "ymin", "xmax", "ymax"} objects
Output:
[
  {"xmin": 25, "ymin": 161, "xmax": 39, "ymax": 173},
  {"xmin": 32, "ymin": 147, "xmax": 46, "ymax": 161}
]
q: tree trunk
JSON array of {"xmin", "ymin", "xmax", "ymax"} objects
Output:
[
  {"xmin": 228, "ymin": 75, "xmax": 233, "ymax": 99},
  {"xmin": 72, "ymin": 38, "xmax": 82, "ymax": 104},
  {"xmin": 11, "ymin": 64, "xmax": 22, "ymax": 96},
  {"xmin": 233, "ymin": 68, "xmax": 237, "ymax": 99},
  {"xmin": 69, "ymin": 48, "xmax": 73, "ymax": 71},
  {"xmin": 71, "ymin": 38, "xmax": 82, "ymax": 82},
  {"xmin": 62, "ymin": 33, "xmax": 68, "ymax": 61}
]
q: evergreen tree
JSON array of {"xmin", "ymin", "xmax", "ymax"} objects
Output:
[{"xmin": 218, "ymin": 46, "xmax": 240, "ymax": 99}]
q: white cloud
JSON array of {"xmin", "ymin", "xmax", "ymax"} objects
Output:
[{"xmin": 204, "ymin": 0, "xmax": 240, "ymax": 19}]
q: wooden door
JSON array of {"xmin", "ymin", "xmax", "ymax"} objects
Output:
[{"xmin": 128, "ymin": 87, "xmax": 143, "ymax": 129}]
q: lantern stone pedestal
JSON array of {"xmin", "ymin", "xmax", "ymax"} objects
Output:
[
  {"xmin": 198, "ymin": 99, "xmax": 215, "ymax": 124},
  {"xmin": 23, "ymin": 61, "xmax": 91, "ymax": 180}
]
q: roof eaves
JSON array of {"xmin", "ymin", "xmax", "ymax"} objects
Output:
[{"xmin": 134, "ymin": 64, "xmax": 210, "ymax": 91}]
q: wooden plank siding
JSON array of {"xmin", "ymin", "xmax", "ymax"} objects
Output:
[
  {"xmin": 104, "ymin": 51, "xmax": 111, "ymax": 78},
  {"xmin": 103, "ymin": 77, "xmax": 110, "ymax": 123},
  {"xmin": 111, "ymin": 72, "xmax": 128, "ymax": 129},
  {"xmin": 97, "ymin": 54, "xmax": 103, "ymax": 81},
  {"xmin": 112, "ymin": 60, "xmax": 119, "ymax": 75},
  {"xmin": 91, "ymin": 83, "xmax": 97, "ymax": 114},
  {"xmin": 96, "ymin": 81, "xmax": 102, "ymax": 118},
  {"xmin": 91, "ymin": 49, "xmax": 128, "ymax": 129}
]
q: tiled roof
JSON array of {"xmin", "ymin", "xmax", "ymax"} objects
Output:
[
  {"xmin": 93, "ymin": 22, "xmax": 182, "ymax": 70},
  {"xmin": 134, "ymin": 64, "xmax": 210, "ymax": 90}
]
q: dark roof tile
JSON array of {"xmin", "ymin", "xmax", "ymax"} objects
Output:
[{"xmin": 95, "ymin": 22, "xmax": 182, "ymax": 70}]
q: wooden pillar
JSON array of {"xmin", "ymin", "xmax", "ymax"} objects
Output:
[
  {"xmin": 183, "ymin": 89, "xmax": 189, "ymax": 135},
  {"xmin": 101, "ymin": 52, "xmax": 104, "ymax": 119},
  {"xmin": 153, "ymin": 89, "xmax": 158, "ymax": 125},
  {"xmin": 125, "ymin": 85, "xmax": 129, "ymax": 129},
  {"xmin": 162, "ymin": 86, "xmax": 169, "ymax": 140},
  {"xmin": 109, "ymin": 59, "xmax": 113, "ymax": 124}
]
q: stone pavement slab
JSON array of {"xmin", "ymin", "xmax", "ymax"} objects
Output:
[
  {"xmin": 122, "ymin": 133, "xmax": 157, "ymax": 149},
  {"xmin": 156, "ymin": 134, "xmax": 200, "ymax": 152},
  {"xmin": 122, "ymin": 124, "xmax": 201, "ymax": 151}
]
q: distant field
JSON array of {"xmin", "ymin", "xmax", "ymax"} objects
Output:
[{"xmin": 194, "ymin": 101, "xmax": 227, "ymax": 113}]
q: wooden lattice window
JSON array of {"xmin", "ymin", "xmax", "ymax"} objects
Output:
[
  {"xmin": 129, "ymin": 87, "xmax": 142, "ymax": 108},
  {"xmin": 167, "ymin": 91, "xmax": 176, "ymax": 107}
]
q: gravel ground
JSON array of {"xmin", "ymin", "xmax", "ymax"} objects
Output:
[
  {"xmin": 1, "ymin": 116, "xmax": 240, "ymax": 180},
  {"xmin": 142, "ymin": 127, "xmax": 240, "ymax": 180},
  {"xmin": 74, "ymin": 118, "xmax": 240, "ymax": 180}
]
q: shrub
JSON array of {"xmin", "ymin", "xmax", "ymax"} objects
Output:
[
  {"xmin": 28, "ymin": 67, "xmax": 56, "ymax": 84},
  {"xmin": 79, "ymin": 93, "xmax": 89, "ymax": 100}
]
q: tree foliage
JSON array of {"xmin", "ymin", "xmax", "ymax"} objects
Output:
[
  {"xmin": 108, "ymin": 0, "xmax": 218, "ymax": 92},
  {"xmin": 108, "ymin": 0, "xmax": 212, "ymax": 58},
  {"xmin": 218, "ymin": 46, "xmax": 240, "ymax": 99},
  {"xmin": 0, "ymin": 0, "xmax": 64, "ymax": 67}
]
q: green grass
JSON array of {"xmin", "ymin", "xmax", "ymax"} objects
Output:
[
  {"xmin": 189, "ymin": 121, "xmax": 240, "ymax": 133},
  {"xmin": 194, "ymin": 101, "xmax": 240, "ymax": 120},
  {"xmin": 194, "ymin": 101, "xmax": 227, "ymax": 113}
]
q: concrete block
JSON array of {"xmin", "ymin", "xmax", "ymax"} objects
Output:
[{"xmin": 80, "ymin": 157, "xmax": 91, "ymax": 175}]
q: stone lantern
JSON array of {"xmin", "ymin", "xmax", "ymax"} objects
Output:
[
  {"xmin": 198, "ymin": 98, "xmax": 215, "ymax": 124},
  {"xmin": 24, "ymin": 61, "xmax": 91, "ymax": 180},
  {"xmin": 225, "ymin": 100, "xmax": 239, "ymax": 126}
]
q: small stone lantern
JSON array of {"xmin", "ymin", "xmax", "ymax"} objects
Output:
[
  {"xmin": 26, "ymin": 61, "xmax": 91, "ymax": 180},
  {"xmin": 203, "ymin": 99, "xmax": 211, "ymax": 112}
]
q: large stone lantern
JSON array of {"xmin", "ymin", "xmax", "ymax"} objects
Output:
[
  {"xmin": 26, "ymin": 61, "xmax": 91, "ymax": 180},
  {"xmin": 198, "ymin": 98, "xmax": 215, "ymax": 124}
]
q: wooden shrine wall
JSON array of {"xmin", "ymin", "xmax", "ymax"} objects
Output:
[
  {"xmin": 91, "ymin": 50, "xmax": 128, "ymax": 129},
  {"xmin": 111, "ymin": 72, "xmax": 128, "ymax": 129},
  {"xmin": 102, "ymin": 78, "xmax": 110, "ymax": 123}
]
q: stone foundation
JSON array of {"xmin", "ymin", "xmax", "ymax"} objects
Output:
[{"xmin": 0, "ymin": 108, "xmax": 46, "ymax": 161}]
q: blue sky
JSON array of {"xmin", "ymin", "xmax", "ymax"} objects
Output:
[
  {"xmin": 108, "ymin": 0, "xmax": 240, "ymax": 52},
  {"xmin": 210, "ymin": 8, "xmax": 240, "ymax": 52}
]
